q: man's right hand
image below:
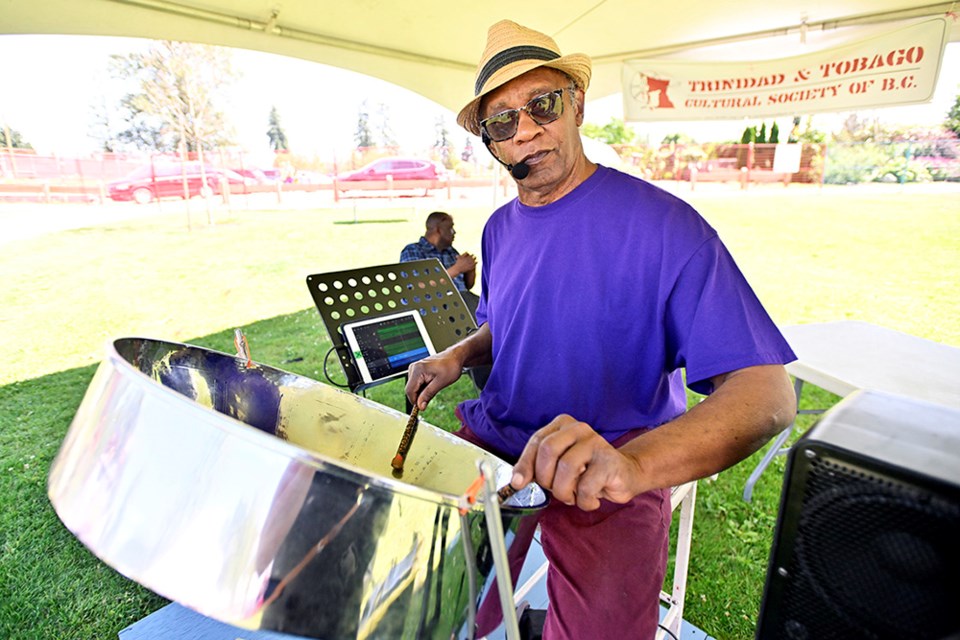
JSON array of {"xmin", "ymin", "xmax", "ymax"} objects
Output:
[
  {"xmin": 407, "ymin": 323, "xmax": 493, "ymax": 410},
  {"xmin": 405, "ymin": 351, "xmax": 465, "ymax": 410}
]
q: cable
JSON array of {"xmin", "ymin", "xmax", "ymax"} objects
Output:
[
  {"xmin": 657, "ymin": 623, "xmax": 680, "ymax": 640},
  {"xmin": 481, "ymin": 132, "xmax": 529, "ymax": 180},
  {"xmin": 322, "ymin": 344, "xmax": 352, "ymax": 388}
]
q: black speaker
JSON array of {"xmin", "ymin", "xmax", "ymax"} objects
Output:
[{"xmin": 756, "ymin": 390, "xmax": 960, "ymax": 640}]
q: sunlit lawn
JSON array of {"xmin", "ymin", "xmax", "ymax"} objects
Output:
[{"xmin": 1, "ymin": 182, "xmax": 958, "ymax": 639}]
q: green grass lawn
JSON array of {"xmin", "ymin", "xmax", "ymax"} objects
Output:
[{"xmin": 1, "ymin": 184, "xmax": 958, "ymax": 639}]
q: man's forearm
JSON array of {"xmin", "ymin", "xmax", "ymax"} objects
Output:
[
  {"xmin": 450, "ymin": 323, "xmax": 493, "ymax": 367},
  {"xmin": 620, "ymin": 365, "xmax": 796, "ymax": 493},
  {"xmin": 463, "ymin": 269, "xmax": 476, "ymax": 290}
]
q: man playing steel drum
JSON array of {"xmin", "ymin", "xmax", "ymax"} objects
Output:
[{"xmin": 406, "ymin": 19, "xmax": 797, "ymax": 639}]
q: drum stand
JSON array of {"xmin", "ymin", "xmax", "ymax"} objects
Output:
[
  {"xmin": 479, "ymin": 460, "xmax": 521, "ymax": 640},
  {"xmin": 459, "ymin": 460, "xmax": 522, "ymax": 640}
]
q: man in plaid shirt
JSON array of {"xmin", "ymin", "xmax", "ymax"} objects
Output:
[{"xmin": 400, "ymin": 211, "xmax": 480, "ymax": 317}]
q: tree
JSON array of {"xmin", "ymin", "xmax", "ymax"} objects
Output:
[
  {"xmin": 946, "ymin": 91, "xmax": 960, "ymax": 137},
  {"xmin": 0, "ymin": 125, "xmax": 32, "ymax": 149},
  {"xmin": 266, "ymin": 106, "xmax": 289, "ymax": 151},
  {"xmin": 740, "ymin": 121, "xmax": 778, "ymax": 144},
  {"xmin": 788, "ymin": 117, "xmax": 801, "ymax": 144},
  {"xmin": 792, "ymin": 116, "xmax": 825, "ymax": 144},
  {"xmin": 835, "ymin": 113, "xmax": 889, "ymax": 143},
  {"xmin": 375, "ymin": 102, "xmax": 396, "ymax": 148},
  {"xmin": 109, "ymin": 41, "xmax": 238, "ymax": 154},
  {"xmin": 434, "ymin": 116, "xmax": 452, "ymax": 167},
  {"xmin": 661, "ymin": 132, "xmax": 697, "ymax": 145},
  {"xmin": 111, "ymin": 93, "xmax": 168, "ymax": 151},
  {"xmin": 355, "ymin": 101, "xmax": 374, "ymax": 149},
  {"xmin": 582, "ymin": 118, "xmax": 635, "ymax": 145},
  {"xmin": 461, "ymin": 138, "xmax": 474, "ymax": 163},
  {"xmin": 88, "ymin": 97, "xmax": 121, "ymax": 152}
]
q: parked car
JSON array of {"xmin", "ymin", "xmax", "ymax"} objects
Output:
[
  {"xmin": 290, "ymin": 170, "xmax": 332, "ymax": 184},
  {"xmin": 230, "ymin": 167, "xmax": 271, "ymax": 183},
  {"xmin": 336, "ymin": 157, "xmax": 444, "ymax": 183},
  {"xmin": 108, "ymin": 162, "xmax": 253, "ymax": 204}
]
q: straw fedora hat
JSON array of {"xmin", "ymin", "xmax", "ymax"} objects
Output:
[{"xmin": 457, "ymin": 20, "xmax": 592, "ymax": 136}]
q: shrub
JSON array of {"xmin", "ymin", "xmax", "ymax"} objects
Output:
[
  {"xmin": 824, "ymin": 144, "xmax": 887, "ymax": 184},
  {"xmin": 824, "ymin": 142, "xmax": 941, "ymax": 184},
  {"xmin": 875, "ymin": 157, "xmax": 932, "ymax": 183},
  {"xmin": 918, "ymin": 156, "xmax": 960, "ymax": 181}
]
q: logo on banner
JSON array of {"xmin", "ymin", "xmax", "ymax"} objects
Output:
[{"xmin": 629, "ymin": 73, "xmax": 677, "ymax": 111}]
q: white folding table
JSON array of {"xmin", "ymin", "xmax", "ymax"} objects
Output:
[{"xmin": 743, "ymin": 320, "xmax": 960, "ymax": 502}]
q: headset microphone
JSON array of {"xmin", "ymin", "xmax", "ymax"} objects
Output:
[
  {"xmin": 482, "ymin": 132, "xmax": 530, "ymax": 180},
  {"xmin": 510, "ymin": 162, "xmax": 530, "ymax": 180}
]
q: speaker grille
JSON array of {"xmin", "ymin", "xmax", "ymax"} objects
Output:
[{"xmin": 774, "ymin": 452, "xmax": 960, "ymax": 640}]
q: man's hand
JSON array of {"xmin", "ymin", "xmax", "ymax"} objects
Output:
[
  {"xmin": 510, "ymin": 415, "xmax": 644, "ymax": 511},
  {"xmin": 405, "ymin": 351, "xmax": 465, "ymax": 410},
  {"xmin": 449, "ymin": 253, "xmax": 477, "ymax": 279},
  {"xmin": 406, "ymin": 324, "xmax": 493, "ymax": 410}
]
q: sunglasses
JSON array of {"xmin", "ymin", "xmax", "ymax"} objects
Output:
[{"xmin": 480, "ymin": 89, "xmax": 567, "ymax": 142}]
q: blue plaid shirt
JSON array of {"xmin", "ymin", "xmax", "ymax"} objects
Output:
[{"xmin": 400, "ymin": 237, "xmax": 467, "ymax": 291}]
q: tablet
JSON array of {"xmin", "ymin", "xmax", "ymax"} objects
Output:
[{"xmin": 341, "ymin": 310, "xmax": 437, "ymax": 384}]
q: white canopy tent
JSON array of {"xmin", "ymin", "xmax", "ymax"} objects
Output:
[{"xmin": 4, "ymin": 1, "xmax": 959, "ymax": 116}]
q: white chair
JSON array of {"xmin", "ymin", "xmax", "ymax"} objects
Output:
[
  {"xmin": 505, "ymin": 479, "xmax": 705, "ymax": 640},
  {"xmin": 657, "ymin": 479, "xmax": 701, "ymax": 640}
]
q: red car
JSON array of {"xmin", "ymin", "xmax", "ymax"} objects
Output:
[
  {"xmin": 336, "ymin": 157, "xmax": 444, "ymax": 183},
  {"xmin": 108, "ymin": 162, "xmax": 253, "ymax": 204}
]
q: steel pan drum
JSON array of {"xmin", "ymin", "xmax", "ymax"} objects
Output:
[{"xmin": 48, "ymin": 337, "xmax": 547, "ymax": 639}]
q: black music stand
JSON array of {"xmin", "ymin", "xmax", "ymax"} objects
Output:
[{"xmin": 306, "ymin": 259, "xmax": 478, "ymax": 402}]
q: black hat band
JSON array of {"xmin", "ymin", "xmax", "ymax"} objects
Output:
[{"xmin": 475, "ymin": 45, "xmax": 560, "ymax": 95}]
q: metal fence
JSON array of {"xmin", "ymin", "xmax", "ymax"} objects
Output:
[
  {"xmin": 0, "ymin": 150, "xmax": 141, "ymax": 183},
  {"xmin": 0, "ymin": 148, "xmax": 495, "ymax": 205},
  {"xmin": 0, "ymin": 149, "xmax": 286, "ymax": 203},
  {"xmin": 0, "ymin": 148, "xmax": 268, "ymax": 183},
  {"xmin": 612, "ymin": 139, "xmax": 960, "ymax": 186},
  {"xmin": 2, "ymin": 138, "xmax": 957, "ymax": 203},
  {"xmin": 821, "ymin": 138, "xmax": 960, "ymax": 184},
  {"xmin": 613, "ymin": 142, "xmax": 822, "ymax": 184}
]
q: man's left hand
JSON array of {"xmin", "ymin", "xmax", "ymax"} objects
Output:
[{"xmin": 510, "ymin": 415, "xmax": 643, "ymax": 511}]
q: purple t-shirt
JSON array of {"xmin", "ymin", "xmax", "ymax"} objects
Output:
[{"xmin": 458, "ymin": 165, "xmax": 796, "ymax": 458}]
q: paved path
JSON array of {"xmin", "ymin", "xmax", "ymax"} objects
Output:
[
  {"xmin": 0, "ymin": 201, "xmax": 171, "ymax": 245},
  {"xmin": 4, "ymin": 181, "xmax": 958, "ymax": 246}
]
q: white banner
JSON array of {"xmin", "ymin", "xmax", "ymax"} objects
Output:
[{"xmin": 622, "ymin": 17, "xmax": 948, "ymax": 121}]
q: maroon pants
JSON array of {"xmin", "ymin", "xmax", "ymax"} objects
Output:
[{"xmin": 455, "ymin": 423, "xmax": 671, "ymax": 639}]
